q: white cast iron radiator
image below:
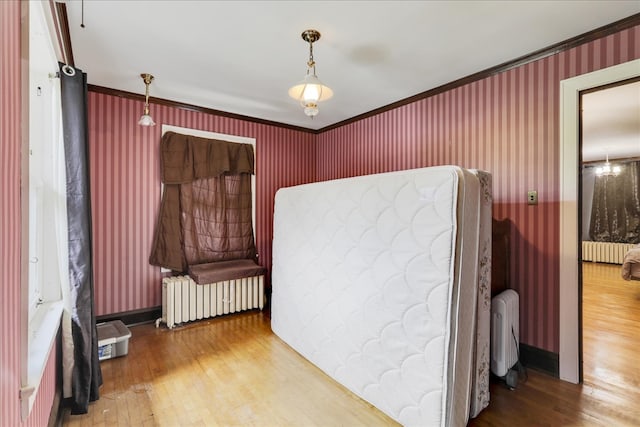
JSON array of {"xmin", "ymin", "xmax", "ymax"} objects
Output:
[
  {"xmin": 491, "ymin": 289, "xmax": 519, "ymax": 378},
  {"xmin": 582, "ymin": 241, "xmax": 635, "ymax": 265},
  {"xmin": 156, "ymin": 275, "xmax": 265, "ymax": 329}
]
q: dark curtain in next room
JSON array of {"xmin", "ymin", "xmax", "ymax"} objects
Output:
[{"xmin": 589, "ymin": 160, "xmax": 640, "ymax": 244}]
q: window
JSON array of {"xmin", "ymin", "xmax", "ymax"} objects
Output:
[
  {"xmin": 159, "ymin": 125, "xmax": 257, "ymax": 272},
  {"xmin": 27, "ymin": 14, "xmax": 64, "ymax": 315},
  {"xmin": 20, "ymin": 1, "xmax": 65, "ymax": 420}
]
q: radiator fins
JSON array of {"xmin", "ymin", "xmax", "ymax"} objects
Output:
[
  {"xmin": 157, "ymin": 275, "xmax": 265, "ymax": 329},
  {"xmin": 582, "ymin": 241, "xmax": 635, "ymax": 265},
  {"xmin": 491, "ymin": 289, "xmax": 519, "ymax": 378}
]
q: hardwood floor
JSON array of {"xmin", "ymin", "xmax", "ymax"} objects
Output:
[
  {"xmin": 471, "ymin": 262, "xmax": 640, "ymax": 426},
  {"xmin": 63, "ymin": 263, "xmax": 640, "ymax": 426},
  {"xmin": 62, "ymin": 311, "xmax": 397, "ymax": 427}
]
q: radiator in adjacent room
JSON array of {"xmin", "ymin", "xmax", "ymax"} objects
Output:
[
  {"xmin": 582, "ymin": 241, "xmax": 635, "ymax": 265},
  {"xmin": 156, "ymin": 275, "xmax": 264, "ymax": 329},
  {"xmin": 491, "ymin": 289, "xmax": 519, "ymax": 378}
]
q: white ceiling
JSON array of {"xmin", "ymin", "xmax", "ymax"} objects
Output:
[
  {"xmin": 64, "ymin": 1, "xmax": 640, "ymax": 133},
  {"xmin": 582, "ymin": 80, "xmax": 640, "ymax": 162}
]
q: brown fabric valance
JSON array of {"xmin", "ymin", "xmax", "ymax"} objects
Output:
[
  {"xmin": 161, "ymin": 131, "xmax": 255, "ymax": 184},
  {"xmin": 150, "ymin": 132, "xmax": 257, "ymax": 272}
]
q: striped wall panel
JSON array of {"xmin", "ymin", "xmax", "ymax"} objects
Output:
[
  {"xmin": 1, "ymin": 1, "xmax": 58, "ymax": 425},
  {"xmin": 316, "ymin": 25, "xmax": 639, "ymax": 353},
  {"xmin": 24, "ymin": 348, "xmax": 57, "ymax": 427},
  {"xmin": 1, "ymin": 0, "xmax": 25, "ymax": 423},
  {"xmin": 88, "ymin": 92, "xmax": 315, "ymax": 316}
]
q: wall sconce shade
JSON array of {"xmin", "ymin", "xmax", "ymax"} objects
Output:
[
  {"xmin": 288, "ymin": 30, "xmax": 332, "ymax": 118},
  {"xmin": 138, "ymin": 73, "xmax": 156, "ymax": 126}
]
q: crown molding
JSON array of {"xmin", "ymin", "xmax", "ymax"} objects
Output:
[{"xmin": 52, "ymin": 3, "xmax": 640, "ymax": 135}]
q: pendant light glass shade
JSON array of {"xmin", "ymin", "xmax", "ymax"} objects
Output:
[
  {"xmin": 288, "ymin": 73, "xmax": 333, "ymax": 117},
  {"xmin": 138, "ymin": 113, "xmax": 155, "ymax": 126}
]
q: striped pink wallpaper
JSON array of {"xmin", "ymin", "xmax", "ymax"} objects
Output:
[
  {"xmin": 1, "ymin": 1, "xmax": 23, "ymax": 422},
  {"xmin": 88, "ymin": 92, "xmax": 316, "ymax": 315},
  {"xmin": 1, "ymin": 1, "xmax": 58, "ymax": 424},
  {"xmin": 24, "ymin": 349, "xmax": 57, "ymax": 427},
  {"xmin": 316, "ymin": 25, "xmax": 640, "ymax": 353}
]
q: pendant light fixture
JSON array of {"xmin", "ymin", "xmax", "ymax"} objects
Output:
[
  {"xmin": 288, "ymin": 29, "xmax": 333, "ymax": 118},
  {"xmin": 138, "ymin": 73, "xmax": 156, "ymax": 126},
  {"xmin": 595, "ymin": 153, "xmax": 621, "ymax": 177}
]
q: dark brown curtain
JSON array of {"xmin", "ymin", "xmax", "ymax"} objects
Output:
[
  {"xmin": 149, "ymin": 132, "xmax": 256, "ymax": 272},
  {"xmin": 589, "ymin": 161, "xmax": 640, "ymax": 244},
  {"xmin": 182, "ymin": 174, "xmax": 255, "ymax": 264}
]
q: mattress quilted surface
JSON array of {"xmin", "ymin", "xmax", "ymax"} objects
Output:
[{"xmin": 271, "ymin": 166, "xmax": 467, "ymax": 426}]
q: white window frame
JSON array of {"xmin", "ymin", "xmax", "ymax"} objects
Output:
[{"xmin": 20, "ymin": 0, "xmax": 65, "ymax": 420}]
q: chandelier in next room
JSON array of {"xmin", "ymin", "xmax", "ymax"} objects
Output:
[{"xmin": 595, "ymin": 153, "xmax": 621, "ymax": 177}]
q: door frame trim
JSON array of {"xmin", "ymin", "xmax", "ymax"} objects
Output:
[{"xmin": 559, "ymin": 58, "xmax": 640, "ymax": 383}]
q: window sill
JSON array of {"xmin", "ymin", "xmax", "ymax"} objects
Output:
[{"xmin": 20, "ymin": 300, "xmax": 63, "ymax": 421}]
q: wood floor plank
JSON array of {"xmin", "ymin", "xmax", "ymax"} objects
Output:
[{"xmin": 62, "ymin": 262, "xmax": 639, "ymax": 426}]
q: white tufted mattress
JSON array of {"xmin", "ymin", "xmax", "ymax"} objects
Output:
[{"xmin": 271, "ymin": 166, "xmax": 489, "ymax": 426}]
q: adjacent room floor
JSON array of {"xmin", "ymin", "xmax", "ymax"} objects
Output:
[{"xmin": 62, "ymin": 262, "xmax": 639, "ymax": 426}]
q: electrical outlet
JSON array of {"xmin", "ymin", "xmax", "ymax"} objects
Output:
[{"xmin": 527, "ymin": 190, "xmax": 538, "ymax": 205}]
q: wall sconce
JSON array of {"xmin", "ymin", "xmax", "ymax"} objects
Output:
[
  {"xmin": 138, "ymin": 73, "xmax": 155, "ymax": 126},
  {"xmin": 288, "ymin": 29, "xmax": 333, "ymax": 118}
]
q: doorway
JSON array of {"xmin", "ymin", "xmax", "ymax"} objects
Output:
[
  {"xmin": 559, "ymin": 58, "xmax": 640, "ymax": 383},
  {"xmin": 579, "ymin": 79, "xmax": 640, "ymax": 391}
]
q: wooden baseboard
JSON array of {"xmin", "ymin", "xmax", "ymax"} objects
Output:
[
  {"xmin": 96, "ymin": 306, "xmax": 162, "ymax": 326},
  {"xmin": 520, "ymin": 343, "xmax": 559, "ymax": 377}
]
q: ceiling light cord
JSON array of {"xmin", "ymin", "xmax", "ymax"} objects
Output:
[
  {"xmin": 138, "ymin": 73, "xmax": 156, "ymax": 126},
  {"xmin": 143, "ymin": 76, "xmax": 151, "ymax": 115},
  {"xmin": 81, "ymin": 0, "xmax": 85, "ymax": 28},
  {"xmin": 307, "ymin": 40, "xmax": 315, "ymax": 71}
]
